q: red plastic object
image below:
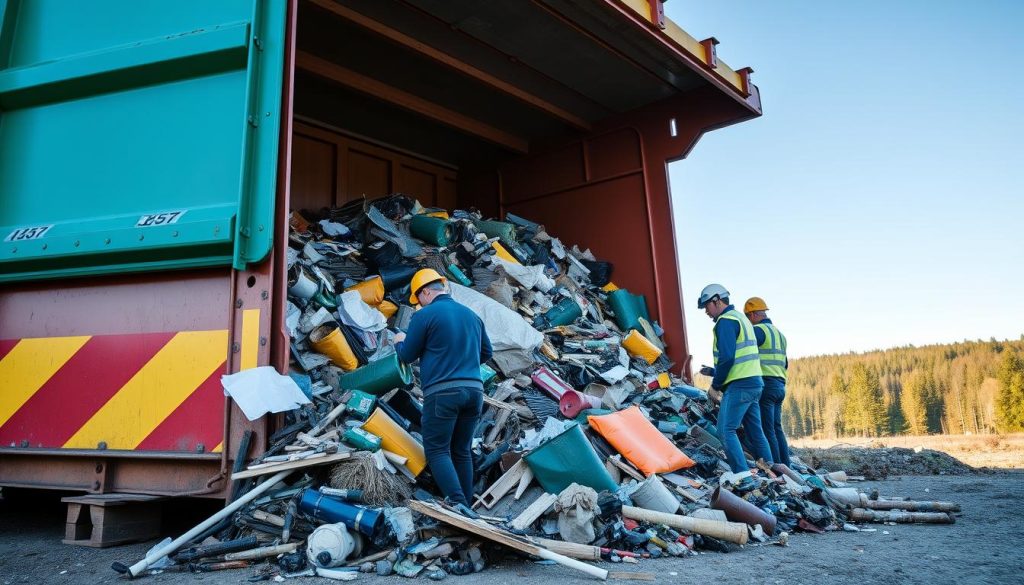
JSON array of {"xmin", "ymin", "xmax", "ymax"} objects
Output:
[{"xmin": 559, "ymin": 390, "xmax": 603, "ymax": 418}]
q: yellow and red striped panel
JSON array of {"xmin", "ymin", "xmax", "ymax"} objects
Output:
[{"xmin": 0, "ymin": 310, "xmax": 259, "ymax": 452}]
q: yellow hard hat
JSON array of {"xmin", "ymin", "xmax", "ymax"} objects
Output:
[
  {"xmin": 409, "ymin": 268, "xmax": 447, "ymax": 304},
  {"xmin": 744, "ymin": 297, "xmax": 769, "ymax": 313}
]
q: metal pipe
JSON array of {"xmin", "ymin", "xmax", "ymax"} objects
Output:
[
  {"xmin": 849, "ymin": 508, "xmax": 955, "ymax": 524},
  {"xmin": 710, "ymin": 486, "xmax": 777, "ymax": 536},
  {"xmin": 224, "ymin": 543, "xmax": 300, "ymax": 561},
  {"xmin": 121, "ymin": 470, "xmax": 291, "ymax": 578},
  {"xmin": 862, "ymin": 500, "xmax": 961, "ymax": 513}
]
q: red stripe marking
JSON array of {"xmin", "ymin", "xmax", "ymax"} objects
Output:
[
  {"xmin": 135, "ymin": 364, "xmax": 226, "ymax": 452},
  {"xmin": 0, "ymin": 332, "xmax": 176, "ymax": 448},
  {"xmin": 0, "ymin": 339, "xmax": 19, "ymax": 362}
]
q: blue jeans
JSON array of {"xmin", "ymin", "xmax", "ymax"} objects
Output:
[
  {"xmin": 760, "ymin": 377, "xmax": 791, "ymax": 466},
  {"xmin": 717, "ymin": 378, "xmax": 775, "ymax": 473},
  {"xmin": 422, "ymin": 387, "xmax": 483, "ymax": 506}
]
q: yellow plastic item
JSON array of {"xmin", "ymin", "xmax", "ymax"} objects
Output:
[
  {"xmin": 362, "ymin": 408, "xmax": 427, "ymax": 476},
  {"xmin": 601, "ymin": 282, "xmax": 619, "ymax": 292},
  {"xmin": 588, "ymin": 406, "xmax": 695, "ymax": 475},
  {"xmin": 491, "ymin": 241, "xmax": 519, "ymax": 264},
  {"xmin": 408, "ymin": 268, "xmax": 448, "ymax": 304},
  {"xmin": 377, "ymin": 300, "xmax": 398, "ymax": 319},
  {"xmin": 309, "ymin": 325, "xmax": 359, "ymax": 371},
  {"xmin": 424, "ymin": 210, "xmax": 450, "ymax": 219},
  {"xmin": 346, "ymin": 276, "xmax": 385, "ymax": 306},
  {"xmin": 623, "ymin": 329, "xmax": 663, "ymax": 365},
  {"xmin": 743, "ymin": 297, "xmax": 769, "ymax": 313},
  {"xmin": 656, "ymin": 372, "xmax": 671, "ymax": 388}
]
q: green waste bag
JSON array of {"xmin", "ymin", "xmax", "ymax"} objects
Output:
[
  {"xmin": 607, "ymin": 289, "xmax": 641, "ymax": 332},
  {"xmin": 410, "ymin": 215, "xmax": 453, "ymax": 246},
  {"xmin": 524, "ymin": 423, "xmax": 618, "ymax": 494},
  {"xmin": 472, "ymin": 219, "xmax": 516, "ymax": 245}
]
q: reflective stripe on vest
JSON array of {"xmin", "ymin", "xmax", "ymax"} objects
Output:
[
  {"xmin": 712, "ymin": 309, "xmax": 763, "ymax": 385},
  {"xmin": 755, "ymin": 322, "xmax": 788, "ymax": 380}
]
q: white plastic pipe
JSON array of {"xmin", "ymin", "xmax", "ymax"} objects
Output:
[{"xmin": 126, "ymin": 470, "xmax": 291, "ymax": 578}]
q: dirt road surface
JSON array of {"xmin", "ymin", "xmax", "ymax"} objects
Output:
[{"xmin": 2, "ymin": 472, "xmax": 1022, "ymax": 585}]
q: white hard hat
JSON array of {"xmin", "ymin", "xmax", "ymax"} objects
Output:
[{"xmin": 697, "ymin": 283, "xmax": 729, "ymax": 309}]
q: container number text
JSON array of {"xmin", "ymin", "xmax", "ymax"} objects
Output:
[
  {"xmin": 137, "ymin": 211, "xmax": 186, "ymax": 227},
  {"xmin": 4, "ymin": 225, "xmax": 53, "ymax": 242}
]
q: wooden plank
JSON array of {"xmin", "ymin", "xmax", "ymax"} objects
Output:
[
  {"xmin": 482, "ymin": 394, "xmax": 517, "ymax": 412},
  {"xmin": 474, "ymin": 458, "xmax": 528, "ymax": 509},
  {"xmin": 231, "ymin": 451, "xmax": 352, "ymax": 480},
  {"xmin": 306, "ymin": 0, "xmax": 591, "ymax": 131},
  {"xmin": 297, "ymin": 52, "xmax": 529, "ymax": 153},
  {"xmin": 509, "ymin": 492, "xmax": 557, "ymax": 531},
  {"xmin": 609, "ymin": 572, "xmax": 656, "ymax": 581},
  {"xmin": 407, "ymin": 500, "xmax": 607, "ymax": 580},
  {"xmin": 607, "ymin": 455, "xmax": 645, "ymax": 482}
]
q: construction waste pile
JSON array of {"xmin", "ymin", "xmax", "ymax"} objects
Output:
[{"xmin": 117, "ymin": 196, "xmax": 962, "ymax": 580}]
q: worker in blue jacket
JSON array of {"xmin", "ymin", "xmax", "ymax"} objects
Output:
[
  {"xmin": 744, "ymin": 297, "xmax": 792, "ymax": 467},
  {"xmin": 395, "ymin": 269, "xmax": 493, "ymax": 509},
  {"xmin": 697, "ymin": 284, "xmax": 774, "ymax": 474}
]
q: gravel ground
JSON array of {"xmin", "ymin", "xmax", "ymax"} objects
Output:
[{"xmin": 2, "ymin": 472, "xmax": 1022, "ymax": 585}]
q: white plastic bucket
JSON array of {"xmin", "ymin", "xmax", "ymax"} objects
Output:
[{"xmin": 631, "ymin": 476, "xmax": 680, "ymax": 514}]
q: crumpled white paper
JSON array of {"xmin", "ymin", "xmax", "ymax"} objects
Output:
[{"xmin": 222, "ymin": 366, "xmax": 311, "ymax": 421}]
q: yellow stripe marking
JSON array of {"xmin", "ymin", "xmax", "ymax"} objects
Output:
[
  {"xmin": 63, "ymin": 330, "xmax": 228, "ymax": 450},
  {"xmin": 0, "ymin": 336, "xmax": 91, "ymax": 427},
  {"xmin": 212, "ymin": 441, "xmax": 224, "ymax": 453},
  {"xmin": 241, "ymin": 308, "xmax": 260, "ymax": 371}
]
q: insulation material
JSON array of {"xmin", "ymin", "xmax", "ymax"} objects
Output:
[
  {"xmin": 346, "ymin": 276, "xmax": 385, "ymax": 306},
  {"xmin": 588, "ymin": 406, "xmax": 695, "ymax": 475},
  {"xmin": 449, "ymin": 283, "xmax": 543, "ymax": 352}
]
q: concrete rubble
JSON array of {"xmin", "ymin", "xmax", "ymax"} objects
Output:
[{"xmin": 117, "ymin": 195, "xmax": 962, "ymax": 580}]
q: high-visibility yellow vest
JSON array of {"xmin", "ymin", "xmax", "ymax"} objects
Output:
[
  {"xmin": 755, "ymin": 322, "xmax": 788, "ymax": 380},
  {"xmin": 713, "ymin": 309, "xmax": 763, "ymax": 385}
]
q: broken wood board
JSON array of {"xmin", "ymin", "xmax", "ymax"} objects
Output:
[
  {"xmin": 232, "ymin": 451, "xmax": 351, "ymax": 480},
  {"xmin": 486, "ymin": 408, "xmax": 512, "ymax": 445},
  {"xmin": 509, "ymin": 492, "xmax": 557, "ymax": 531},
  {"xmin": 408, "ymin": 500, "xmax": 608, "ymax": 580},
  {"xmin": 474, "ymin": 458, "xmax": 528, "ymax": 509},
  {"xmin": 607, "ymin": 455, "xmax": 645, "ymax": 482}
]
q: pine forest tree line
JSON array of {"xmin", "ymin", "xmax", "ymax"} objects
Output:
[{"xmin": 780, "ymin": 337, "xmax": 1024, "ymax": 438}]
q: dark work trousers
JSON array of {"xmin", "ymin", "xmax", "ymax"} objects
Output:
[
  {"xmin": 759, "ymin": 377, "xmax": 792, "ymax": 466},
  {"xmin": 421, "ymin": 387, "xmax": 484, "ymax": 506},
  {"xmin": 717, "ymin": 378, "xmax": 774, "ymax": 473}
]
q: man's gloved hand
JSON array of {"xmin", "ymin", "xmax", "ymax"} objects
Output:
[{"xmin": 699, "ymin": 365, "xmax": 715, "ymax": 377}]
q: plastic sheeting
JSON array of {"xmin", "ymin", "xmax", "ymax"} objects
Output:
[
  {"xmin": 488, "ymin": 257, "xmax": 554, "ymax": 292},
  {"xmin": 337, "ymin": 290, "xmax": 387, "ymax": 332},
  {"xmin": 449, "ymin": 283, "xmax": 543, "ymax": 352}
]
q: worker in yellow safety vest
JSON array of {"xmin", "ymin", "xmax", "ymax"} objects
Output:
[
  {"xmin": 744, "ymin": 297, "xmax": 792, "ymax": 466},
  {"xmin": 696, "ymin": 284, "xmax": 774, "ymax": 474}
]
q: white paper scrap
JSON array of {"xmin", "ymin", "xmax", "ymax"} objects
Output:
[{"xmin": 222, "ymin": 366, "xmax": 311, "ymax": 421}]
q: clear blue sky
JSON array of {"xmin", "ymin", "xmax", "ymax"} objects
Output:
[{"xmin": 664, "ymin": 0, "xmax": 1024, "ymax": 363}]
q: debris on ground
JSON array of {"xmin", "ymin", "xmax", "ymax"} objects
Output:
[
  {"xmin": 113, "ymin": 196, "xmax": 963, "ymax": 580},
  {"xmin": 794, "ymin": 446, "xmax": 976, "ymax": 479}
]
